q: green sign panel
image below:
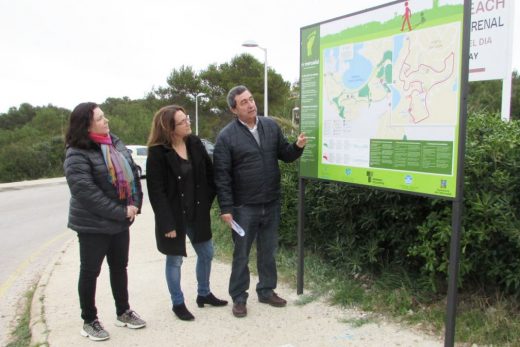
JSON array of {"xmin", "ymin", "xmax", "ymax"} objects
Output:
[{"xmin": 299, "ymin": 0, "xmax": 467, "ymax": 198}]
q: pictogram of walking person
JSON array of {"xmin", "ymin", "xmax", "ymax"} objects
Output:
[{"xmin": 401, "ymin": 1, "xmax": 412, "ymax": 31}]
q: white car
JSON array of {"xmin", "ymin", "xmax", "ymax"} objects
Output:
[
  {"xmin": 126, "ymin": 145, "xmax": 147, "ymax": 178},
  {"xmin": 201, "ymin": 138, "xmax": 214, "ymax": 160}
]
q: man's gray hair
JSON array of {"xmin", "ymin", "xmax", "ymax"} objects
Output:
[{"xmin": 227, "ymin": 85, "xmax": 249, "ymax": 109}]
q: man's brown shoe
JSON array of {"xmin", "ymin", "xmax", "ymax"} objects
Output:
[
  {"xmin": 258, "ymin": 292, "xmax": 287, "ymax": 307},
  {"xmin": 232, "ymin": 302, "xmax": 247, "ymax": 318}
]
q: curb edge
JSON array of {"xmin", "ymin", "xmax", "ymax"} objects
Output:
[{"xmin": 30, "ymin": 238, "xmax": 74, "ymax": 346}]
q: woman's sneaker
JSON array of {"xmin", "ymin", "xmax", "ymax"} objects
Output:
[
  {"xmin": 115, "ymin": 309, "xmax": 146, "ymax": 329},
  {"xmin": 81, "ymin": 319, "xmax": 110, "ymax": 341}
]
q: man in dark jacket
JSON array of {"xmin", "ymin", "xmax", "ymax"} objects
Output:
[{"xmin": 214, "ymin": 85, "xmax": 306, "ymax": 318}]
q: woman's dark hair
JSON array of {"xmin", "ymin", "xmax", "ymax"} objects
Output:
[{"xmin": 65, "ymin": 102, "xmax": 98, "ymax": 149}]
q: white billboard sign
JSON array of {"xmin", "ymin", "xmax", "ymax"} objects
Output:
[{"xmin": 469, "ymin": 0, "xmax": 515, "ymax": 81}]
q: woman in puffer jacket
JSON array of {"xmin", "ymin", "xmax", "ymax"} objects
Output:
[{"xmin": 64, "ymin": 102, "xmax": 146, "ymax": 341}]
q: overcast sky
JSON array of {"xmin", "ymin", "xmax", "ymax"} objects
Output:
[{"xmin": 0, "ymin": 0, "xmax": 518, "ymax": 113}]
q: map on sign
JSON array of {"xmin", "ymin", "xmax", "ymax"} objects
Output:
[
  {"xmin": 322, "ymin": 22, "xmax": 460, "ymax": 168},
  {"xmin": 299, "ymin": 0, "xmax": 468, "ymax": 198}
]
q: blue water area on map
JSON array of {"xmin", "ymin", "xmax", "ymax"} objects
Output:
[
  {"xmin": 452, "ymin": 80, "xmax": 458, "ymax": 92},
  {"xmin": 390, "ymin": 85, "xmax": 401, "ymax": 110},
  {"xmin": 332, "ymin": 47, "xmax": 340, "ymax": 71},
  {"xmin": 342, "ymin": 43, "xmax": 372, "ymax": 89},
  {"xmin": 324, "ymin": 47, "xmax": 340, "ymax": 73},
  {"xmin": 393, "ymin": 35, "xmax": 405, "ymax": 64}
]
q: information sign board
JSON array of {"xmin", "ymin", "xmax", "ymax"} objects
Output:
[{"xmin": 300, "ymin": 0, "xmax": 469, "ymax": 198}]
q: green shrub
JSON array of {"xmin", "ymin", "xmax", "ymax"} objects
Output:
[
  {"xmin": 0, "ymin": 136, "xmax": 65, "ymax": 182},
  {"xmin": 279, "ymin": 113, "xmax": 520, "ymax": 293}
]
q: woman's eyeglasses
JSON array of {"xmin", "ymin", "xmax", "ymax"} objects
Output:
[{"xmin": 175, "ymin": 115, "xmax": 191, "ymax": 126}]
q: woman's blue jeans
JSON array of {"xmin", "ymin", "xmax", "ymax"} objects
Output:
[{"xmin": 165, "ymin": 225, "xmax": 214, "ymax": 306}]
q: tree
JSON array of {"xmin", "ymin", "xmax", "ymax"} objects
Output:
[
  {"xmin": 468, "ymin": 71, "xmax": 519, "ymax": 120},
  {"xmin": 0, "ymin": 103, "xmax": 37, "ymax": 130},
  {"xmin": 199, "ymin": 53, "xmax": 291, "ymax": 118},
  {"xmin": 153, "ymin": 54, "xmax": 292, "ymax": 119},
  {"xmin": 101, "ymin": 99, "xmax": 155, "ymax": 145},
  {"xmin": 0, "ymin": 53, "xmax": 296, "ymax": 182},
  {"xmin": 31, "ymin": 107, "xmax": 68, "ymax": 136},
  {"xmin": 149, "ymin": 54, "xmax": 293, "ymax": 141},
  {"xmin": 154, "ymin": 65, "xmax": 203, "ymax": 107}
]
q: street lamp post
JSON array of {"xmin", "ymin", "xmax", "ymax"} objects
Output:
[
  {"xmin": 242, "ymin": 40, "xmax": 268, "ymax": 117},
  {"xmin": 292, "ymin": 106, "xmax": 300, "ymax": 135},
  {"xmin": 195, "ymin": 92, "xmax": 206, "ymax": 136}
]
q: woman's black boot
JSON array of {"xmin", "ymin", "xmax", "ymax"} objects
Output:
[
  {"xmin": 172, "ymin": 303, "xmax": 195, "ymax": 321},
  {"xmin": 196, "ymin": 292, "xmax": 229, "ymax": 307}
]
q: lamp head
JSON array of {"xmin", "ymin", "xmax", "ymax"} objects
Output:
[{"xmin": 242, "ymin": 40, "xmax": 259, "ymax": 48}]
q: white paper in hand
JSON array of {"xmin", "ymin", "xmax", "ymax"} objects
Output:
[{"xmin": 231, "ymin": 220, "xmax": 245, "ymax": 237}]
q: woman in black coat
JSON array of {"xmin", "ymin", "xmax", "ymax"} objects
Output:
[
  {"xmin": 146, "ymin": 105, "xmax": 227, "ymax": 321},
  {"xmin": 64, "ymin": 102, "xmax": 146, "ymax": 341}
]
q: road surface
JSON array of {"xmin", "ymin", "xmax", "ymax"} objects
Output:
[{"xmin": 0, "ymin": 178, "xmax": 148, "ymax": 345}]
